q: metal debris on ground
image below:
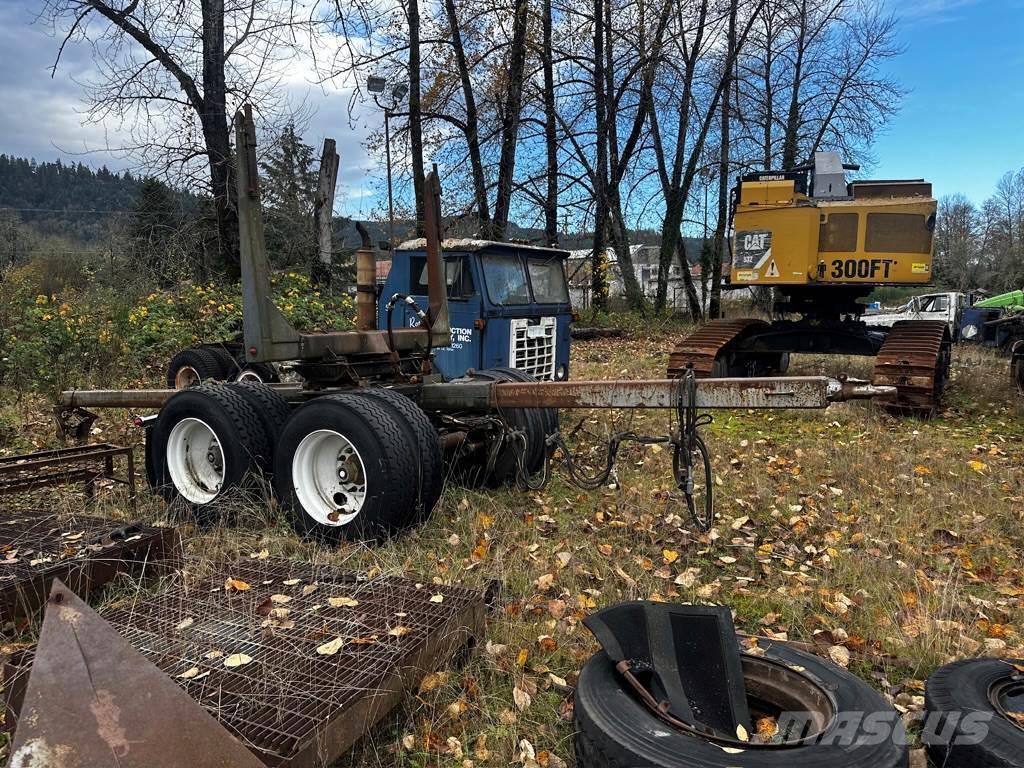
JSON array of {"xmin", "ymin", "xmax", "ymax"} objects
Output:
[
  {"xmin": 0, "ymin": 510, "xmax": 178, "ymax": 624},
  {"xmin": 4, "ymin": 558, "xmax": 485, "ymax": 767},
  {"xmin": 0, "ymin": 443, "xmax": 137, "ymax": 504},
  {"xmin": 9, "ymin": 579, "xmax": 266, "ymax": 768}
]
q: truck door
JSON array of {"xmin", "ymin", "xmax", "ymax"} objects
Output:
[
  {"xmin": 406, "ymin": 253, "xmax": 482, "ymax": 379},
  {"xmin": 917, "ymin": 294, "xmax": 953, "ymax": 333}
]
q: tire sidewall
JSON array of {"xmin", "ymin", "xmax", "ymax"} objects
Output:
[
  {"xmin": 150, "ymin": 389, "xmax": 255, "ymax": 504},
  {"xmin": 272, "ymin": 398, "xmax": 406, "ymax": 542}
]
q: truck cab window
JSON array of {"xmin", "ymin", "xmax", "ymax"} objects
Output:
[
  {"xmin": 411, "ymin": 256, "xmax": 475, "ymax": 299},
  {"xmin": 482, "ymin": 253, "xmax": 531, "ymax": 305},
  {"xmin": 526, "ymin": 257, "xmax": 569, "ymax": 304}
]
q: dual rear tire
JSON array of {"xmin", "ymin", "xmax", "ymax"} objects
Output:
[{"xmin": 149, "ymin": 384, "xmax": 442, "ymax": 543}]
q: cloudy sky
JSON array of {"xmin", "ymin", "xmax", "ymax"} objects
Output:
[{"xmin": 0, "ymin": 0, "xmax": 1022, "ymax": 215}]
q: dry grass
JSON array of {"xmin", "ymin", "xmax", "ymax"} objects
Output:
[{"xmin": 2, "ymin": 328, "xmax": 1023, "ymax": 766}]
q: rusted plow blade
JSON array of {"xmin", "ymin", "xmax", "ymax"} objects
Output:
[
  {"xmin": 871, "ymin": 320, "xmax": 951, "ymax": 417},
  {"xmin": 666, "ymin": 319, "xmax": 767, "ymax": 377},
  {"xmin": 9, "ymin": 579, "xmax": 265, "ymax": 768}
]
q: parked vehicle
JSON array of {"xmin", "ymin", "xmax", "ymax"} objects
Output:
[
  {"xmin": 380, "ymin": 239, "xmax": 572, "ymax": 381},
  {"xmin": 862, "ymin": 291, "xmax": 966, "ymax": 340}
]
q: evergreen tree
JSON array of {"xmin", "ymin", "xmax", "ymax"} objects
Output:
[
  {"xmin": 259, "ymin": 125, "xmax": 318, "ymax": 267},
  {"xmin": 130, "ymin": 177, "xmax": 180, "ymax": 283}
]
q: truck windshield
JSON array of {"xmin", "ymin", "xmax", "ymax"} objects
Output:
[
  {"xmin": 527, "ymin": 257, "xmax": 569, "ymax": 304},
  {"xmin": 482, "ymin": 253, "xmax": 531, "ymax": 305}
]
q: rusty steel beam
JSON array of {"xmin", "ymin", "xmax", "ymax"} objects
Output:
[{"xmin": 489, "ymin": 377, "xmax": 891, "ymax": 410}]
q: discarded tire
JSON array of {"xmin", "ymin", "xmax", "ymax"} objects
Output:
[
  {"xmin": 226, "ymin": 382, "xmax": 292, "ymax": 468},
  {"xmin": 150, "ymin": 385, "xmax": 271, "ymax": 510},
  {"xmin": 574, "ymin": 640, "xmax": 908, "ymax": 768},
  {"xmin": 925, "ymin": 657, "xmax": 1024, "ymax": 767},
  {"xmin": 273, "ymin": 394, "xmax": 419, "ymax": 543},
  {"xmin": 166, "ymin": 347, "xmax": 232, "ymax": 389},
  {"xmin": 354, "ymin": 388, "xmax": 443, "ymax": 524}
]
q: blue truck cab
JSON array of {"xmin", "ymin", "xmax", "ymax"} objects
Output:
[{"xmin": 379, "ymin": 239, "xmax": 572, "ymax": 381}]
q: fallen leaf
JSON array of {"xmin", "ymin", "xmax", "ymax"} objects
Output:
[
  {"xmin": 175, "ymin": 617, "xmax": 194, "ymax": 631},
  {"xmin": 177, "ymin": 666, "xmax": 201, "ymax": 679},
  {"xmin": 430, "ymin": 594, "xmax": 444, "ymax": 604},
  {"xmin": 317, "ymin": 637, "xmax": 345, "ymax": 656},
  {"xmin": 270, "ymin": 594, "xmax": 291, "ymax": 604},
  {"xmin": 513, "ymin": 685, "xmax": 532, "ymax": 711},
  {"xmin": 828, "ymin": 645, "xmax": 851, "ymax": 668},
  {"xmin": 302, "ymin": 583, "xmax": 319, "ymax": 596},
  {"xmin": 224, "ymin": 577, "xmax": 250, "ymax": 592},
  {"xmin": 328, "ymin": 596, "xmax": 359, "ymax": 608},
  {"xmin": 401, "ymin": 734, "xmax": 416, "ymax": 751},
  {"xmin": 662, "ymin": 549, "xmax": 679, "ymax": 564},
  {"xmin": 283, "ymin": 578, "xmax": 301, "ymax": 586},
  {"xmin": 388, "ymin": 626, "xmax": 411, "ymax": 638},
  {"xmin": 223, "ymin": 653, "xmax": 253, "ymax": 668}
]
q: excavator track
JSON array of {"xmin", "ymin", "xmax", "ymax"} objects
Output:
[
  {"xmin": 871, "ymin": 320, "xmax": 952, "ymax": 417},
  {"xmin": 667, "ymin": 319, "xmax": 767, "ymax": 377}
]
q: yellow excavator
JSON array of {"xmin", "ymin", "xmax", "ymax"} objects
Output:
[{"xmin": 668, "ymin": 152, "xmax": 950, "ymax": 415}]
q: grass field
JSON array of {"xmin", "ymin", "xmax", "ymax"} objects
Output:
[{"xmin": 2, "ymin": 326, "xmax": 1023, "ymax": 767}]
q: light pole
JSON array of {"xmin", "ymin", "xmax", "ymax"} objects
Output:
[{"xmin": 368, "ymin": 77, "xmax": 409, "ymax": 250}]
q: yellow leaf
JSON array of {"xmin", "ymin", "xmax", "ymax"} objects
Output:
[
  {"xmin": 388, "ymin": 625, "xmax": 411, "ymax": 637},
  {"xmin": 302, "ymin": 583, "xmax": 319, "ymax": 596},
  {"xmin": 224, "ymin": 577, "xmax": 250, "ymax": 592},
  {"xmin": 516, "ymin": 647, "xmax": 529, "ymax": 668},
  {"xmin": 317, "ymin": 637, "xmax": 345, "ymax": 656},
  {"xmin": 328, "ymin": 596, "xmax": 359, "ymax": 608},
  {"xmin": 662, "ymin": 549, "xmax": 679, "ymax": 564},
  {"xmin": 913, "ymin": 464, "xmax": 931, "ymax": 476},
  {"xmin": 968, "ymin": 460, "xmax": 986, "ymax": 473},
  {"xmin": 223, "ymin": 653, "xmax": 253, "ymax": 668}
]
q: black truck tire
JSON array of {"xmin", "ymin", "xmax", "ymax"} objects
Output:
[
  {"xmin": 166, "ymin": 347, "xmax": 232, "ymax": 389},
  {"xmin": 273, "ymin": 394, "xmax": 419, "ymax": 543},
  {"xmin": 925, "ymin": 658, "xmax": 1024, "ymax": 767},
  {"xmin": 470, "ymin": 368, "xmax": 547, "ymax": 484},
  {"xmin": 574, "ymin": 642, "xmax": 908, "ymax": 768},
  {"xmin": 487, "ymin": 366, "xmax": 560, "ymax": 439},
  {"xmin": 226, "ymin": 382, "xmax": 292, "ymax": 469},
  {"xmin": 354, "ymin": 388, "xmax": 443, "ymax": 525},
  {"xmin": 150, "ymin": 385, "xmax": 271, "ymax": 511}
]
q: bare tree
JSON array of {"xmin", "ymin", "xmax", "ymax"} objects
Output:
[{"xmin": 42, "ymin": 0, "xmax": 309, "ymax": 277}]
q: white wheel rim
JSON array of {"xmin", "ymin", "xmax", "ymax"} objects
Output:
[
  {"xmin": 166, "ymin": 417, "xmax": 225, "ymax": 504},
  {"xmin": 237, "ymin": 368, "xmax": 264, "ymax": 383},
  {"xmin": 292, "ymin": 429, "xmax": 367, "ymax": 526}
]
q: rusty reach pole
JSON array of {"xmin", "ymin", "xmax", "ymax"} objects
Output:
[{"xmin": 57, "ymin": 377, "xmax": 892, "ymax": 412}]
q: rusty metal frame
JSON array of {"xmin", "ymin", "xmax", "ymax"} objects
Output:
[
  {"xmin": 0, "ymin": 443, "xmax": 137, "ymax": 505},
  {"xmin": 4, "ymin": 558, "xmax": 485, "ymax": 768},
  {"xmin": 0, "ymin": 511, "xmax": 179, "ymax": 624}
]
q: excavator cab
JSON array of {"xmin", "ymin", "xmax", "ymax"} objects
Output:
[{"xmin": 729, "ymin": 152, "xmax": 937, "ymax": 294}]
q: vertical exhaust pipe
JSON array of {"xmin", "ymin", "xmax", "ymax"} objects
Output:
[
  {"xmin": 354, "ymin": 222, "xmax": 376, "ymax": 331},
  {"xmin": 423, "ymin": 169, "xmax": 451, "ymax": 346}
]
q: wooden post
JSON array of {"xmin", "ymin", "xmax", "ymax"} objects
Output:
[{"xmin": 313, "ymin": 138, "xmax": 340, "ymax": 288}]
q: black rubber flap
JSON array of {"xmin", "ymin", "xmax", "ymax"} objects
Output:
[{"xmin": 583, "ymin": 601, "xmax": 752, "ymax": 738}]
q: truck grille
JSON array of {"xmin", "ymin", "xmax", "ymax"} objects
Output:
[{"xmin": 509, "ymin": 317, "xmax": 557, "ymax": 380}]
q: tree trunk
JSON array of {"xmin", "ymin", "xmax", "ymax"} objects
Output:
[
  {"xmin": 781, "ymin": 0, "xmax": 808, "ymax": 169},
  {"xmin": 591, "ymin": 0, "xmax": 609, "ymax": 310},
  {"xmin": 408, "ymin": 0, "xmax": 426, "ymax": 235},
  {"xmin": 200, "ymin": 0, "xmax": 238, "ymax": 278},
  {"xmin": 542, "ymin": 0, "xmax": 558, "ymax": 245},
  {"xmin": 492, "ymin": 0, "xmax": 530, "ymax": 239},
  {"xmin": 709, "ymin": 0, "xmax": 737, "ymax": 319},
  {"xmin": 445, "ymin": 0, "xmax": 491, "ymax": 236}
]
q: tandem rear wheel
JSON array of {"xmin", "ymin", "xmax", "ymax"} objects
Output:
[{"xmin": 148, "ymin": 383, "xmax": 443, "ymax": 542}]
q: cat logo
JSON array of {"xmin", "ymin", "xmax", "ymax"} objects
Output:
[{"xmin": 765, "ymin": 260, "xmax": 780, "ymax": 278}]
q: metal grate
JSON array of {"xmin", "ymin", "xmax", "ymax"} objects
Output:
[
  {"xmin": 0, "ymin": 443, "xmax": 137, "ymax": 503},
  {"xmin": 0, "ymin": 510, "xmax": 178, "ymax": 624},
  {"xmin": 4, "ymin": 558, "xmax": 485, "ymax": 768},
  {"xmin": 510, "ymin": 316, "xmax": 557, "ymax": 380}
]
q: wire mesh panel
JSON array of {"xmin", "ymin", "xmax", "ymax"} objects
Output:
[
  {"xmin": 0, "ymin": 510, "xmax": 178, "ymax": 623},
  {"xmin": 5, "ymin": 558, "xmax": 485, "ymax": 768},
  {"xmin": 0, "ymin": 443, "xmax": 136, "ymax": 499}
]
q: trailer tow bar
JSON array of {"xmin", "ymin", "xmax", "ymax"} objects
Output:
[
  {"xmin": 509, "ymin": 370, "xmax": 897, "ymax": 532},
  {"xmin": 514, "ymin": 368, "xmax": 715, "ymax": 530}
]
